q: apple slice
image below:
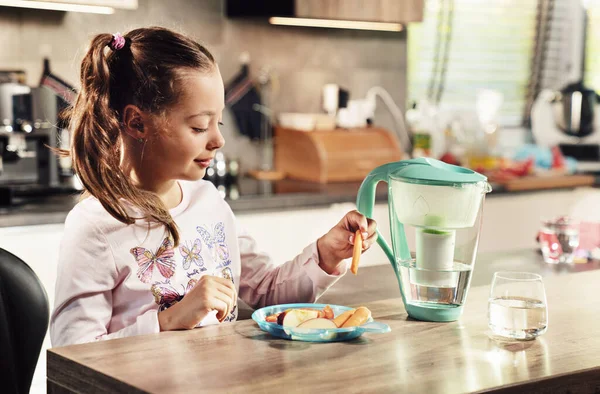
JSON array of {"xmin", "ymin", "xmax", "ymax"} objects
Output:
[
  {"xmin": 294, "ymin": 318, "xmax": 338, "ymax": 340},
  {"xmin": 277, "ymin": 310, "xmax": 288, "ymax": 325},
  {"xmin": 322, "ymin": 305, "xmax": 334, "ymax": 320},
  {"xmin": 281, "ymin": 309, "xmax": 320, "ymax": 327},
  {"xmin": 297, "ymin": 318, "xmax": 338, "ymax": 329}
]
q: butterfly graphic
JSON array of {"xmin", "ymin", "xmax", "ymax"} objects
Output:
[
  {"xmin": 215, "ymin": 266, "xmax": 236, "ymax": 322},
  {"xmin": 217, "ymin": 267, "xmax": 234, "ymax": 284},
  {"xmin": 224, "ymin": 304, "xmax": 237, "ymax": 323},
  {"xmin": 130, "ymin": 237, "xmax": 176, "ymax": 284},
  {"xmin": 150, "ymin": 278, "xmax": 198, "ymax": 311},
  {"xmin": 179, "ymin": 238, "xmax": 205, "ymax": 270},
  {"xmin": 197, "ymin": 222, "xmax": 230, "ymax": 265}
]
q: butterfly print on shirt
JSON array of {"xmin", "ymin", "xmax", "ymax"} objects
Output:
[
  {"xmin": 179, "ymin": 238, "xmax": 206, "ymax": 271},
  {"xmin": 197, "ymin": 222, "xmax": 231, "ymax": 266},
  {"xmin": 224, "ymin": 304, "xmax": 237, "ymax": 322},
  {"xmin": 130, "ymin": 236, "xmax": 176, "ymax": 284},
  {"xmin": 217, "ymin": 267, "xmax": 234, "ymax": 283},
  {"xmin": 214, "ymin": 266, "xmax": 236, "ymax": 322},
  {"xmin": 187, "ymin": 268, "xmax": 202, "ymax": 279},
  {"xmin": 151, "ymin": 278, "xmax": 198, "ymax": 312}
]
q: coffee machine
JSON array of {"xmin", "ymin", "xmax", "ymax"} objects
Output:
[
  {"xmin": 0, "ymin": 82, "xmax": 77, "ymax": 205},
  {"xmin": 531, "ymin": 81, "xmax": 600, "ymax": 173}
]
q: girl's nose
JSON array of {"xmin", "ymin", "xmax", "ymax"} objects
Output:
[{"xmin": 207, "ymin": 127, "xmax": 225, "ymax": 150}]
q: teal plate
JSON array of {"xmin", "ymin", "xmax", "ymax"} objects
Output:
[{"xmin": 252, "ymin": 303, "xmax": 391, "ymax": 342}]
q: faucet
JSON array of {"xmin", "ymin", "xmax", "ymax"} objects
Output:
[{"xmin": 365, "ymin": 86, "xmax": 412, "ymax": 156}]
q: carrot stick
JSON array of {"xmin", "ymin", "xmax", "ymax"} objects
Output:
[
  {"xmin": 322, "ymin": 305, "xmax": 334, "ymax": 320},
  {"xmin": 341, "ymin": 306, "xmax": 371, "ymax": 327},
  {"xmin": 265, "ymin": 313, "xmax": 280, "ymax": 323},
  {"xmin": 351, "ymin": 230, "xmax": 363, "ymax": 275},
  {"xmin": 333, "ymin": 309, "xmax": 356, "ymax": 327}
]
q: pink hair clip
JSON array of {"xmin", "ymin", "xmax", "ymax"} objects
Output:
[{"xmin": 109, "ymin": 33, "xmax": 126, "ymax": 51}]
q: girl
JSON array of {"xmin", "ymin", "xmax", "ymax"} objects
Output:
[{"xmin": 50, "ymin": 27, "xmax": 377, "ymax": 347}]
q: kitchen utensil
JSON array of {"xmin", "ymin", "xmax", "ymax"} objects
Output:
[
  {"xmin": 356, "ymin": 158, "xmax": 491, "ymax": 322},
  {"xmin": 321, "ymin": 84, "xmax": 349, "ymax": 118},
  {"xmin": 274, "ymin": 126, "xmax": 403, "ymax": 183},
  {"xmin": 277, "ymin": 113, "xmax": 335, "ymax": 131},
  {"xmin": 531, "ymin": 82, "xmax": 600, "ymax": 173}
]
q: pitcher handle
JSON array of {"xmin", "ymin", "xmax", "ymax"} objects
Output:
[{"xmin": 356, "ymin": 163, "xmax": 397, "ymax": 272}]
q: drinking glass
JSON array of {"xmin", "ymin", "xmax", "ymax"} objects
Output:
[
  {"xmin": 488, "ymin": 272, "xmax": 548, "ymax": 340},
  {"xmin": 539, "ymin": 216, "xmax": 579, "ymax": 264}
]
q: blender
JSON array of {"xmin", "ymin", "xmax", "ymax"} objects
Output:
[{"xmin": 356, "ymin": 158, "xmax": 491, "ymax": 322}]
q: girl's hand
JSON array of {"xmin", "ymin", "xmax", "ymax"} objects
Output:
[
  {"xmin": 316, "ymin": 210, "xmax": 377, "ymax": 275},
  {"xmin": 158, "ymin": 275, "xmax": 237, "ymax": 331}
]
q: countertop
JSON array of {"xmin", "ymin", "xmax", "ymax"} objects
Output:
[
  {"xmin": 237, "ymin": 248, "xmax": 600, "ymax": 320},
  {"xmin": 47, "ymin": 252, "xmax": 600, "ymax": 394},
  {"xmin": 2, "ymin": 174, "xmax": 599, "ymax": 228}
]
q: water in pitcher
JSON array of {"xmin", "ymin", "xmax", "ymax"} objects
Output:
[
  {"xmin": 398, "ymin": 260, "xmax": 473, "ymax": 308},
  {"xmin": 488, "ymin": 296, "xmax": 548, "ymax": 340}
]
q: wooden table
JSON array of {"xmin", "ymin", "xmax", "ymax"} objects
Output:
[
  {"xmin": 316, "ymin": 249, "xmax": 600, "ymax": 310},
  {"xmin": 48, "ymin": 269, "xmax": 600, "ymax": 394}
]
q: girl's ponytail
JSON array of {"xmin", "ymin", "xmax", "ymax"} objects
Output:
[{"xmin": 67, "ymin": 31, "xmax": 185, "ymax": 245}]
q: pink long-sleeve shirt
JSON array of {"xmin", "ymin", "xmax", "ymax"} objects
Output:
[{"xmin": 50, "ymin": 180, "xmax": 347, "ymax": 347}]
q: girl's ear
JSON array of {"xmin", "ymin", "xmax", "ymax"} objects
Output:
[{"xmin": 122, "ymin": 104, "xmax": 148, "ymax": 140}]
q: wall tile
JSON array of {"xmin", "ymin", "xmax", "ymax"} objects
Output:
[{"xmin": 0, "ymin": 0, "xmax": 407, "ymax": 170}]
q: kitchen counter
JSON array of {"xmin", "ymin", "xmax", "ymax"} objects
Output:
[
  {"xmin": 0, "ymin": 178, "xmax": 388, "ymax": 227},
  {"xmin": 2, "ymin": 174, "xmax": 600, "ymax": 228},
  {"xmin": 47, "ymin": 259, "xmax": 600, "ymax": 393},
  {"xmin": 236, "ymin": 248, "xmax": 600, "ymax": 320}
]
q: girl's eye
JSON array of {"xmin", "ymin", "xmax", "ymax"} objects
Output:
[
  {"xmin": 218, "ymin": 122, "xmax": 224, "ymax": 126},
  {"xmin": 193, "ymin": 128, "xmax": 208, "ymax": 133}
]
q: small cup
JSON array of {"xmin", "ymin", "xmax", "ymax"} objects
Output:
[
  {"xmin": 488, "ymin": 272, "xmax": 548, "ymax": 341},
  {"xmin": 539, "ymin": 216, "xmax": 579, "ymax": 264}
]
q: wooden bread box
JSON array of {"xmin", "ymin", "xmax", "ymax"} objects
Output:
[{"xmin": 274, "ymin": 126, "xmax": 404, "ymax": 183}]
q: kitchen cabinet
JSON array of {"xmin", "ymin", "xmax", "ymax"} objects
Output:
[
  {"xmin": 295, "ymin": 0, "xmax": 424, "ymax": 23},
  {"xmin": 37, "ymin": 0, "xmax": 137, "ymax": 9},
  {"xmin": 236, "ymin": 187, "xmax": 593, "ymax": 268},
  {"xmin": 0, "ymin": 0, "xmax": 137, "ymax": 14}
]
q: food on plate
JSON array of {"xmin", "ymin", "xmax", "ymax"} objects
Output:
[
  {"xmin": 279, "ymin": 309, "xmax": 320, "ymax": 327},
  {"xmin": 322, "ymin": 304, "xmax": 334, "ymax": 319},
  {"xmin": 351, "ymin": 230, "xmax": 363, "ymax": 275},
  {"xmin": 341, "ymin": 306, "xmax": 371, "ymax": 328},
  {"xmin": 297, "ymin": 318, "xmax": 338, "ymax": 329},
  {"xmin": 265, "ymin": 305, "xmax": 372, "ymax": 329},
  {"xmin": 332, "ymin": 309, "xmax": 356, "ymax": 327},
  {"xmin": 265, "ymin": 313, "xmax": 280, "ymax": 323}
]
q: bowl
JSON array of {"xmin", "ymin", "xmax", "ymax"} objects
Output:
[{"xmin": 251, "ymin": 303, "xmax": 390, "ymax": 342}]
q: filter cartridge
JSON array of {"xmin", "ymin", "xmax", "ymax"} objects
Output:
[{"xmin": 413, "ymin": 228, "xmax": 458, "ymax": 287}]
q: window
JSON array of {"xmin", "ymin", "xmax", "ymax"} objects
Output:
[
  {"xmin": 585, "ymin": 1, "xmax": 600, "ymax": 91},
  {"xmin": 408, "ymin": 0, "xmax": 539, "ymax": 126}
]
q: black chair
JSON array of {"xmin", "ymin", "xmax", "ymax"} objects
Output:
[{"xmin": 0, "ymin": 248, "xmax": 49, "ymax": 394}]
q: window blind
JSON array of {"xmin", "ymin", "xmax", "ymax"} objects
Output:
[
  {"xmin": 585, "ymin": 1, "xmax": 600, "ymax": 91},
  {"xmin": 537, "ymin": 0, "xmax": 574, "ymax": 92},
  {"xmin": 408, "ymin": 0, "xmax": 539, "ymax": 126}
]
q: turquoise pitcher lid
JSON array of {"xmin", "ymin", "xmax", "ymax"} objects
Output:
[{"xmin": 390, "ymin": 157, "xmax": 488, "ymax": 185}]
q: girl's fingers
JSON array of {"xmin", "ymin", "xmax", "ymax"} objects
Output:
[
  {"xmin": 366, "ymin": 218, "xmax": 377, "ymax": 236},
  {"xmin": 207, "ymin": 295, "xmax": 230, "ymax": 322},
  {"xmin": 349, "ymin": 225, "xmax": 378, "ymax": 247},
  {"xmin": 362, "ymin": 232, "xmax": 378, "ymax": 251},
  {"xmin": 345, "ymin": 210, "xmax": 369, "ymax": 233},
  {"xmin": 215, "ymin": 282, "xmax": 237, "ymax": 320}
]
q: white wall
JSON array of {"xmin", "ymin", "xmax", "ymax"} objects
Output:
[
  {"xmin": 0, "ymin": 186, "xmax": 596, "ymax": 393},
  {"xmin": 0, "ymin": 224, "xmax": 63, "ymax": 394},
  {"xmin": 236, "ymin": 187, "xmax": 590, "ymax": 268}
]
